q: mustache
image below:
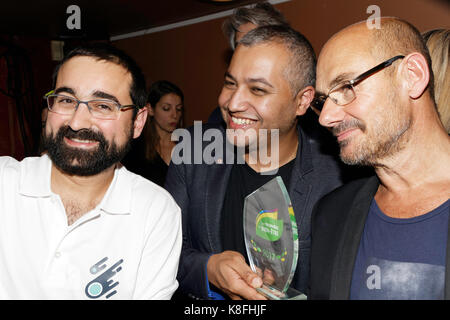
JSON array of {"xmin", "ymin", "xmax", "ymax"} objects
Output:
[
  {"xmin": 332, "ymin": 119, "xmax": 366, "ymax": 136},
  {"xmin": 59, "ymin": 125, "xmax": 106, "ymax": 144}
]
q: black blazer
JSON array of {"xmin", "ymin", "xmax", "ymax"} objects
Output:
[
  {"xmin": 165, "ymin": 123, "xmax": 350, "ymax": 299},
  {"xmin": 309, "ymin": 176, "xmax": 450, "ymax": 299}
]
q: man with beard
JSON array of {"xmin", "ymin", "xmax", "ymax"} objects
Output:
[
  {"xmin": 309, "ymin": 18, "xmax": 450, "ymax": 299},
  {"xmin": 0, "ymin": 44, "xmax": 182, "ymax": 299}
]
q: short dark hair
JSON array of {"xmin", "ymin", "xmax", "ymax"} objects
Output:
[
  {"xmin": 239, "ymin": 25, "xmax": 316, "ymax": 95},
  {"xmin": 52, "ymin": 43, "xmax": 147, "ymax": 114},
  {"xmin": 148, "ymin": 80, "xmax": 184, "ymax": 107},
  {"xmin": 222, "ymin": 1, "xmax": 289, "ymax": 50}
]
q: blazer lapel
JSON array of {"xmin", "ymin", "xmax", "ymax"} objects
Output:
[
  {"xmin": 289, "ymin": 126, "xmax": 314, "ymax": 232},
  {"xmin": 330, "ymin": 176, "xmax": 379, "ymax": 299},
  {"xmin": 203, "ymin": 137, "xmax": 234, "ymax": 253},
  {"xmin": 289, "ymin": 165, "xmax": 313, "ymax": 236}
]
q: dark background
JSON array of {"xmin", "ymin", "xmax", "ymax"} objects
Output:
[{"xmin": 0, "ymin": 0, "xmax": 449, "ymax": 160}]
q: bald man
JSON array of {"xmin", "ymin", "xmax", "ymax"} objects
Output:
[{"xmin": 309, "ymin": 18, "xmax": 450, "ymax": 300}]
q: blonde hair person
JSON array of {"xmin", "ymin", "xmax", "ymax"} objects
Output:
[{"xmin": 422, "ymin": 29, "xmax": 450, "ymax": 133}]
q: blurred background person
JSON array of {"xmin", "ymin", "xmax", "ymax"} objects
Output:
[
  {"xmin": 124, "ymin": 80, "xmax": 184, "ymax": 186},
  {"xmin": 422, "ymin": 28, "xmax": 449, "ymax": 134},
  {"xmin": 222, "ymin": 0, "xmax": 289, "ymax": 50}
]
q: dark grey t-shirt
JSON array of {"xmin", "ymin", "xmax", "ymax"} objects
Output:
[{"xmin": 350, "ymin": 199, "xmax": 450, "ymax": 300}]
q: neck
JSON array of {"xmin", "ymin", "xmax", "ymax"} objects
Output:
[
  {"xmin": 155, "ymin": 124, "xmax": 174, "ymax": 144},
  {"xmin": 374, "ymin": 104, "xmax": 450, "ymax": 194},
  {"xmin": 154, "ymin": 125, "xmax": 176, "ymax": 164},
  {"xmin": 246, "ymin": 126, "xmax": 298, "ymax": 173},
  {"xmin": 51, "ymin": 164, "xmax": 115, "ymax": 203}
]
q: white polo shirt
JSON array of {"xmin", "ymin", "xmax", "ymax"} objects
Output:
[{"xmin": 0, "ymin": 155, "xmax": 182, "ymax": 300}]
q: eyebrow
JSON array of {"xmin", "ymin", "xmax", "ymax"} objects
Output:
[
  {"xmin": 54, "ymin": 86, "xmax": 75, "ymax": 95},
  {"xmin": 91, "ymin": 90, "xmax": 120, "ymax": 104},
  {"xmin": 224, "ymin": 71, "xmax": 236, "ymax": 81},
  {"xmin": 224, "ymin": 72, "xmax": 274, "ymax": 88},
  {"xmin": 53, "ymin": 87, "xmax": 121, "ymax": 104},
  {"xmin": 328, "ymin": 72, "xmax": 356, "ymax": 90},
  {"xmin": 247, "ymin": 77, "xmax": 274, "ymax": 89}
]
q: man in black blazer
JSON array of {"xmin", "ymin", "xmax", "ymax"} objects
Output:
[
  {"xmin": 165, "ymin": 25, "xmax": 353, "ymax": 300},
  {"xmin": 310, "ymin": 17, "xmax": 450, "ymax": 299}
]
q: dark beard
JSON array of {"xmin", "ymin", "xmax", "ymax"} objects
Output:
[{"xmin": 43, "ymin": 125, "xmax": 133, "ymax": 176}]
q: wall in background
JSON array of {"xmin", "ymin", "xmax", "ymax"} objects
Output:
[
  {"xmin": 0, "ymin": 36, "xmax": 55, "ymax": 158},
  {"xmin": 113, "ymin": 0, "xmax": 450, "ymax": 127},
  {"xmin": 0, "ymin": 0, "xmax": 448, "ymax": 158}
]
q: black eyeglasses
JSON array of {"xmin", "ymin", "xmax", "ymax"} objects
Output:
[{"xmin": 312, "ymin": 55, "xmax": 405, "ymax": 112}]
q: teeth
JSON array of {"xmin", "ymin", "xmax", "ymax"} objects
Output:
[
  {"xmin": 231, "ymin": 117, "xmax": 255, "ymax": 125},
  {"xmin": 71, "ymin": 138, "xmax": 96, "ymax": 144}
]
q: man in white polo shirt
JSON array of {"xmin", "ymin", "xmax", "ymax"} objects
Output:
[{"xmin": 0, "ymin": 44, "xmax": 182, "ymax": 299}]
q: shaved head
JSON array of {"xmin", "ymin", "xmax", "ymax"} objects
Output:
[
  {"xmin": 315, "ymin": 17, "xmax": 437, "ymax": 166},
  {"xmin": 319, "ymin": 17, "xmax": 434, "ymax": 101},
  {"xmin": 370, "ymin": 18, "xmax": 434, "ymax": 99}
]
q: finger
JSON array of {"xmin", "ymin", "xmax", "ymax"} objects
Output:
[
  {"xmin": 229, "ymin": 277, "xmax": 267, "ymax": 300},
  {"xmin": 242, "ymin": 269, "xmax": 263, "ymax": 289},
  {"xmin": 263, "ymin": 268, "xmax": 275, "ymax": 285},
  {"xmin": 229, "ymin": 293, "xmax": 243, "ymax": 300},
  {"xmin": 254, "ymin": 266, "xmax": 263, "ymax": 279}
]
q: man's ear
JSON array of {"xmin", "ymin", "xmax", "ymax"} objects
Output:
[
  {"xmin": 133, "ymin": 104, "xmax": 149, "ymax": 139},
  {"xmin": 295, "ymin": 86, "xmax": 315, "ymax": 116},
  {"xmin": 401, "ymin": 53, "xmax": 430, "ymax": 100}
]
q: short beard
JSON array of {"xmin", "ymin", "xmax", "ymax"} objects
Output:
[
  {"xmin": 335, "ymin": 113, "xmax": 411, "ymax": 167},
  {"xmin": 43, "ymin": 125, "xmax": 133, "ymax": 176}
]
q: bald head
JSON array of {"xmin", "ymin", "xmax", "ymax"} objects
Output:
[
  {"xmin": 319, "ymin": 17, "xmax": 434, "ymax": 100},
  {"xmin": 315, "ymin": 18, "xmax": 442, "ymax": 166}
]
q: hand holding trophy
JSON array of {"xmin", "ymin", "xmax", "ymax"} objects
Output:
[{"xmin": 243, "ymin": 177, "xmax": 307, "ymax": 300}]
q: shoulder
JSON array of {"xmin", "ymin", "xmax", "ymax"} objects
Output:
[
  {"xmin": 0, "ymin": 156, "xmax": 20, "ymax": 171},
  {"xmin": 0, "ymin": 156, "xmax": 20, "ymax": 188},
  {"xmin": 317, "ymin": 177, "xmax": 374, "ymax": 207},
  {"xmin": 119, "ymin": 166, "xmax": 181, "ymax": 214},
  {"xmin": 0, "ymin": 155, "xmax": 47, "ymax": 181},
  {"xmin": 313, "ymin": 176, "xmax": 376, "ymax": 224}
]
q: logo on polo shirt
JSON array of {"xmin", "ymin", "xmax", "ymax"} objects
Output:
[{"xmin": 85, "ymin": 257, "xmax": 124, "ymax": 299}]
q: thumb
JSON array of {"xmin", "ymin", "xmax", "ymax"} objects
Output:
[{"xmin": 242, "ymin": 269, "xmax": 263, "ymax": 288}]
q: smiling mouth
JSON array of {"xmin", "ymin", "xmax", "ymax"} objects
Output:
[
  {"xmin": 230, "ymin": 116, "xmax": 257, "ymax": 126},
  {"xmin": 64, "ymin": 137, "xmax": 99, "ymax": 147}
]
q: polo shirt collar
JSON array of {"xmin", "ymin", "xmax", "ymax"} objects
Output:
[
  {"xmin": 98, "ymin": 164, "xmax": 132, "ymax": 215},
  {"xmin": 19, "ymin": 154, "xmax": 53, "ymax": 197},
  {"xmin": 19, "ymin": 154, "xmax": 132, "ymax": 215}
]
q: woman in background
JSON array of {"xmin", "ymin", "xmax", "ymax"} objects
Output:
[
  {"xmin": 422, "ymin": 28, "xmax": 449, "ymax": 133},
  {"xmin": 124, "ymin": 80, "xmax": 184, "ymax": 186}
]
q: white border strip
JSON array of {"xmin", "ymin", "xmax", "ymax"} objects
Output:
[{"xmin": 110, "ymin": 0, "xmax": 291, "ymax": 41}]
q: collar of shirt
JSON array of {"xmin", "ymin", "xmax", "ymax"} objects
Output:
[{"xmin": 18, "ymin": 154, "xmax": 132, "ymax": 215}]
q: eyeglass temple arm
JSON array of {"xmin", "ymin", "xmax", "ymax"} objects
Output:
[
  {"xmin": 43, "ymin": 90, "xmax": 55, "ymax": 98},
  {"xmin": 350, "ymin": 55, "xmax": 405, "ymax": 86}
]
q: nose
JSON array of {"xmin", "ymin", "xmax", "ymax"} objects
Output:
[
  {"xmin": 170, "ymin": 108, "xmax": 178, "ymax": 119},
  {"xmin": 67, "ymin": 102, "xmax": 94, "ymax": 131},
  {"xmin": 222, "ymin": 86, "xmax": 248, "ymax": 113},
  {"xmin": 318, "ymin": 99, "xmax": 346, "ymax": 129}
]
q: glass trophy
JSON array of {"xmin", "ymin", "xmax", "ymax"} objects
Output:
[{"xmin": 243, "ymin": 176, "xmax": 307, "ymax": 300}]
